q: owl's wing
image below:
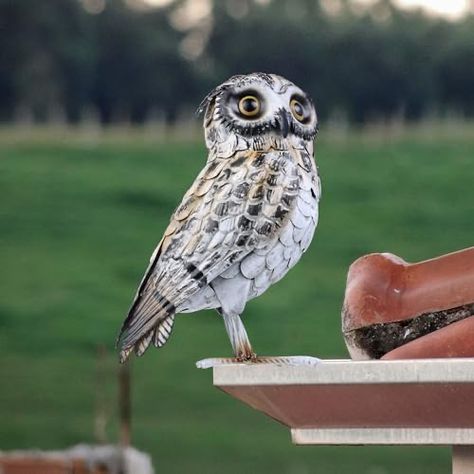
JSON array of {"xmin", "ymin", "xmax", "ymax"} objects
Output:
[{"xmin": 118, "ymin": 148, "xmax": 301, "ymax": 361}]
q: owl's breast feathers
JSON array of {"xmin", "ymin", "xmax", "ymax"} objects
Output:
[{"xmin": 117, "ymin": 146, "xmax": 320, "ymax": 360}]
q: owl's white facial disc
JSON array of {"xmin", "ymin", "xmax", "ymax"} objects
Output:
[{"xmin": 199, "ymin": 73, "xmax": 318, "ymax": 142}]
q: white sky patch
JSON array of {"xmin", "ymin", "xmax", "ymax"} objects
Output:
[
  {"xmin": 353, "ymin": 0, "xmax": 470, "ymax": 18},
  {"xmin": 394, "ymin": 0, "xmax": 470, "ymax": 19},
  {"xmin": 145, "ymin": 0, "xmax": 471, "ymax": 19}
]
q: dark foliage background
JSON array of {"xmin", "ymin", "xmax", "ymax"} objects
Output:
[{"xmin": 1, "ymin": 0, "xmax": 474, "ymax": 125}]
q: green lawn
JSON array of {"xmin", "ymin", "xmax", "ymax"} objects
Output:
[{"xmin": 0, "ymin": 126, "xmax": 473, "ymax": 473}]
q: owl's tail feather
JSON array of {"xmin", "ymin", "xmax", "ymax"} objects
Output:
[
  {"xmin": 153, "ymin": 314, "xmax": 175, "ymax": 348},
  {"xmin": 118, "ymin": 290, "xmax": 177, "ymax": 363},
  {"xmin": 119, "ymin": 316, "xmax": 175, "ymax": 363}
]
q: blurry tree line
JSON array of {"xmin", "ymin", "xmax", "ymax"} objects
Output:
[{"xmin": 1, "ymin": 0, "xmax": 474, "ymax": 125}]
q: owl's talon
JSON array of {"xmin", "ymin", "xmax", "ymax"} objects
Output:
[{"xmin": 236, "ymin": 352, "xmax": 257, "ymax": 363}]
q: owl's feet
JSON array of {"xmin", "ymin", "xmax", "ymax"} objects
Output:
[{"xmin": 236, "ymin": 351, "xmax": 257, "ymax": 363}]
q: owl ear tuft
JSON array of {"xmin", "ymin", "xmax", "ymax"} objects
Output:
[
  {"xmin": 196, "ymin": 90, "xmax": 216, "ymax": 117},
  {"xmin": 197, "ymin": 93, "xmax": 218, "ymax": 127},
  {"xmin": 197, "ymin": 82, "xmax": 228, "ymax": 118},
  {"xmin": 196, "ymin": 76, "xmax": 242, "ymax": 118}
]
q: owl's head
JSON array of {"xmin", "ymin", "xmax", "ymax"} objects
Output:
[{"xmin": 199, "ymin": 73, "xmax": 318, "ymax": 152}]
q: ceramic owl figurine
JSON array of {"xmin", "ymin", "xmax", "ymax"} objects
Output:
[{"xmin": 118, "ymin": 72, "xmax": 320, "ymax": 363}]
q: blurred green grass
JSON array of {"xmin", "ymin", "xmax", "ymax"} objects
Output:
[{"xmin": 1, "ymin": 126, "xmax": 473, "ymax": 473}]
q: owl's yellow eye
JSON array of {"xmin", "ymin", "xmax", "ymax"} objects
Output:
[
  {"xmin": 290, "ymin": 98, "xmax": 307, "ymax": 122},
  {"xmin": 238, "ymin": 95, "xmax": 260, "ymax": 117}
]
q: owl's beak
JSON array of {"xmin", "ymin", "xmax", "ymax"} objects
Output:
[{"xmin": 276, "ymin": 109, "xmax": 290, "ymax": 138}]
